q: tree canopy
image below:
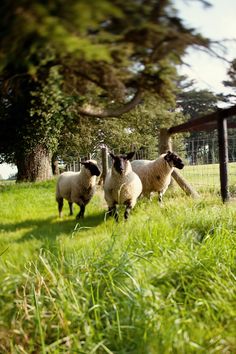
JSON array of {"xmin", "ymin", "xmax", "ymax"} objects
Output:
[{"xmin": 0, "ymin": 0, "xmax": 212, "ymax": 181}]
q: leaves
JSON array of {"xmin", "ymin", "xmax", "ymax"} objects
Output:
[{"xmin": 0, "ymin": 0, "xmax": 212, "ymax": 180}]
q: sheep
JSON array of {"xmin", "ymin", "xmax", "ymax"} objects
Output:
[
  {"xmin": 56, "ymin": 160, "xmax": 101, "ymax": 219},
  {"xmin": 131, "ymin": 151, "xmax": 184, "ymax": 203},
  {"xmin": 104, "ymin": 151, "xmax": 142, "ymax": 221}
]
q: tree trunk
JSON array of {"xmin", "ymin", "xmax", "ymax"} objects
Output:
[
  {"xmin": 52, "ymin": 153, "xmax": 60, "ymax": 175},
  {"xmin": 16, "ymin": 145, "xmax": 53, "ymax": 182}
]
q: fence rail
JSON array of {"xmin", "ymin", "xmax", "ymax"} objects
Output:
[
  {"xmin": 61, "ymin": 104, "xmax": 236, "ymax": 201},
  {"xmin": 167, "ymin": 104, "xmax": 236, "ymax": 202}
]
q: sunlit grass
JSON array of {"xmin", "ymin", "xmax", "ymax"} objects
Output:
[{"xmin": 0, "ymin": 179, "xmax": 236, "ymax": 353}]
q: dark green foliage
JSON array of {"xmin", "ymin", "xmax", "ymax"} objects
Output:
[
  {"xmin": 57, "ymin": 96, "xmax": 185, "ymax": 163},
  {"xmin": 176, "ymin": 86, "xmax": 234, "ymax": 164},
  {"xmin": 0, "ymin": 0, "xmax": 210, "ymax": 180},
  {"xmin": 223, "ymin": 59, "xmax": 236, "ymax": 90}
]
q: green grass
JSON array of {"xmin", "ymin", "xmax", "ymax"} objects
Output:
[{"xmin": 0, "ymin": 179, "xmax": 236, "ymax": 353}]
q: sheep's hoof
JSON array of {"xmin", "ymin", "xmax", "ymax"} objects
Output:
[
  {"xmin": 76, "ymin": 213, "xmax": 84, "ymax": 220},
  {"xmin": 124, "ymin": 213, "xmax": 129, "ymax": 220}
]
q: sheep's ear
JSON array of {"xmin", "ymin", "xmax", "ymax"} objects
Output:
[
  {"xmin": 164, "ymin": 152, "xmax": 171, "ymax": 161},
  {"xmin": 126, "ymin": 151, "xmax": 135, "ymax": 160},
  {"xmin": 80, "ymin": 161, "xmax": 89, "ymax": 167},
  {"xmin": 109, "ymin": 152, "xmax": 115, "ymax": 160}
]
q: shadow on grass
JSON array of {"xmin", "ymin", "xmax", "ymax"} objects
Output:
[{"xmin": 0, "ymin": 211, "xmax": 105, "ymax": 244}]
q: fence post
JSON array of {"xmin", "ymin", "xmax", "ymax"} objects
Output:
[
  {"xmin": 218, "ymin": 117, "xmax": 230, "ymax": 203},
  {"xmin": 172, "ymin": 170, "xmax": 200, "ymax": 198},
  {"xmin": 159, "ymin": 128, "xmax": 172, "ymax": 154},
  {"xmin": 161, "ymin": 128, "xmax": 199, "ymax": 198},
  {"xmin": 100, "ymin": 146, "xmax": 108, "ymax": 185}
]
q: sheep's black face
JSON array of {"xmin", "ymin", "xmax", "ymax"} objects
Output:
[
  {"xmin": 110, "ymin": 152, "xmax": 135, "ymax": 175},
  {"xmin": 83, "ymin": 162, "xmax": 101, "ymax": 176},
  {"xmin": 113, "ymin": 155, "xmax": 126, "ymax": 175},
  {"xmin": 164, "ymin": 151, "xmax": 184, "ymax": 170}
]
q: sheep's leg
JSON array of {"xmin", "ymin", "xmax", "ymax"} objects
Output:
[
  {"xmin": 68, "ymin": 202, "xmax": 73, "ymax": 216},
  {"xmin": 158, "ymin": 192, "xmax": 163, "ymax": 205},
  {"xmin": 108, "ymin": 205, "xmax": 118, "ymax": 222},
  {"xmin": 76, "ymin": 204, "xmax": 85, "ymax": 219},
  {"xmin": 114, "ymin": 209, "xmax": 119, "ymax": 222},
  {"xmin": 107, "ymin": 205, "xmax": 115, "ymax": 216},
  {"xmin": 124, "ymin": 200, "xmax": 132, "ymax": 220},
  {"xmin": 58, "ymin": 198, "xmax": 64, "ymax": 218}
]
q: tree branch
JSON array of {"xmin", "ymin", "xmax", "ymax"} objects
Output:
[{"xmin": 78, "ymin": 89, "xmax": 143, "ymax": 118}]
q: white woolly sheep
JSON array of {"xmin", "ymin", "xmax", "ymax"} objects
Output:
[
  {"xmin": 104, "ymin": 152, "xmax": 142, "ymax": 221},
  {"xmin": 56, "ymin": 160, "xmax": 101, "ymax": 219},
  {"xmin": 131, "ymin": 151, "xmax": 184, "ymax": 203}
]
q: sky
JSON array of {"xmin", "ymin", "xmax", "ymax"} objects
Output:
[
  {"xmin": 1, "ymin": 0, "xmax": 236, "ymax": 179},
  {"xmin": 175, "ymin": 0, "xmax": 236, "ymax": 95},
  {"xmin": 0, "ymin": 163, "xmax": 17, "ymax": 180}
]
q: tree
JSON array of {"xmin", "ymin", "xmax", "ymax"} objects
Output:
[
  {"xmin": 223, "ymin": 59, "xmax": 236, "ymax": 90},
  {"xmin": 0, "ymin": 0, "xmax": 210, "ymax": 181},
  {"xmin": 223, "ymin": 58, "xmax": 236, "ymax": 104},
  {"xmin": 56, "ymin": 95, "xmax": 185, "ymax": 164},
  {"xmin": 176, "ymin": 84, "xmax": 228, "ymax": 164},
  {"xmin": 223, "ymin": 58, "xmax": 236, "ymax": 161}
]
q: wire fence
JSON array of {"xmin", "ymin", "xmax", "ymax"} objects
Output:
[
  {"xmin": 64, "ymin": 134, "xmax": 236, "ymax": 195},
  {"xmin": 179, "ymin": 135, "xmax": 236, "ymax": 194}
]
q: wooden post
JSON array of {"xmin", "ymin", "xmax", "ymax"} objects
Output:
[
  {"xmin": 100, "ymin": 146, "xmax": 108, "ymax": 185},
  {"xmin": 160, "ymin": 129, "xmax": 199, "ymax": 198},
  {"xmin": 78, "ymin": 158, "xmax": 81, "ymax": 171},
  {"xmin": 218, "ymin": 117, "xmax": 230, "ymax": 203},
  {"xmin": 159, "ymin": 128, "xmax": 172, "ymax": 154},
  {"xmin": 172, "ymin": 170, "xmax": 199, "ymax": 198}
]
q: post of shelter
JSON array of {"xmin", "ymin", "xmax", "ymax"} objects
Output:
[
  {"xmin": 172, "ymin": 170, "xmax": 200, "ymax": 198},
  {"xmin": 100, "ymin": 145, "xmax": 108, "ymax": 185},
  {"xmin": 159, "ymin": 128, "xmax": 172, "ymax": 154},
  {"xmin": 217, "ymin": 117, "xmax": 230, "ymax": 203},
  {"xmin": 160, "ymin": 128, "xmax": 199, "ymax": 198}
]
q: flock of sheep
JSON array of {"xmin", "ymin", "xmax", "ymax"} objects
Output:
[{"xmin": 56, "ymin": 151, "xmax": 184, "ymax": 222}]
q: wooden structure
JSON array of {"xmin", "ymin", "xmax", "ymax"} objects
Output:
[
  {"xmin": 159, "ymin": 128, "xmax": 199, "ymax": 199},
  {"xmin": 65, "ymin": 105, "xmax": 236, "ymax": 202},
  {"xmin": 100, "ymin": 146, "xmax": 109, "ymax": 185},
  {"xmin": 166, "ymin": 104, "xmax": 236, "ymax": 203}
]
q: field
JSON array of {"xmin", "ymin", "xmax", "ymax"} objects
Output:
[{"xmin": 0, "ymin": 179, "xmax": 236, "ymax": 353}]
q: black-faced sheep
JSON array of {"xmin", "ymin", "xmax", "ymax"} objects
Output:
[
  {"xmin": 104, "ymin": 152, "xmax": 142, "ymax": 221},
  {"xmin": 56, "ymin": 160, "xmax": 101, "ymax": 219},
  {"xmin": 131, "ymin": 151, "xmax": 184, "ymax": 203}
]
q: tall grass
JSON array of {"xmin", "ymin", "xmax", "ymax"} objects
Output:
[{"xmin": 0, "ymin": 179, "xmax": 235, "ymax": 353}]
